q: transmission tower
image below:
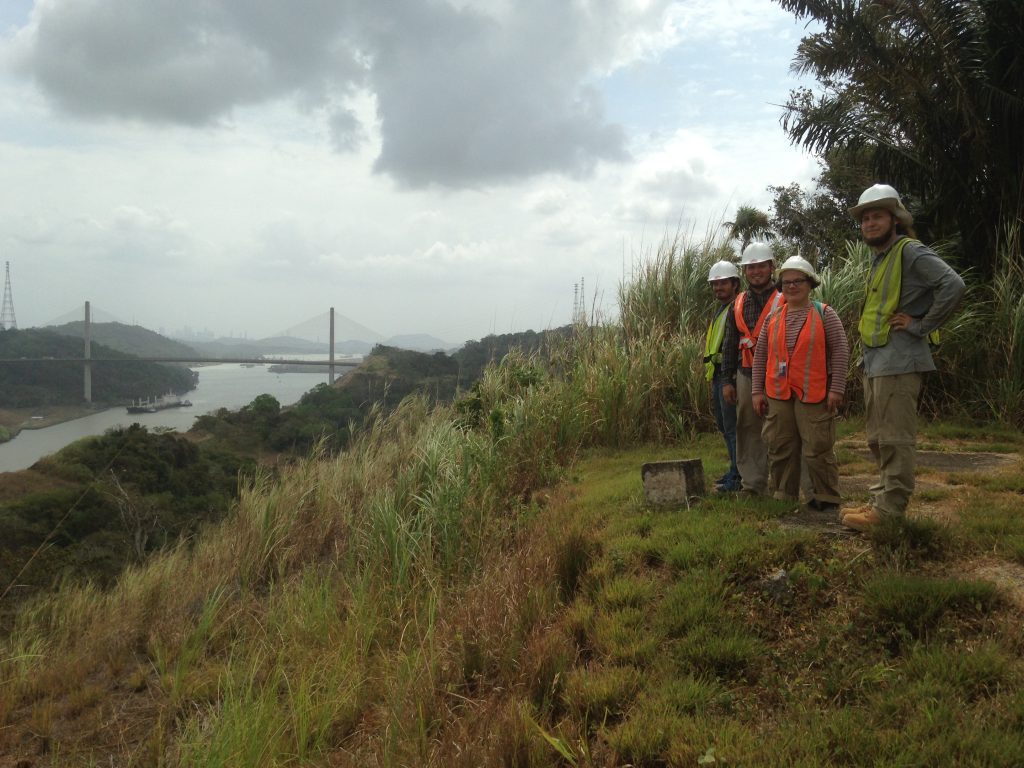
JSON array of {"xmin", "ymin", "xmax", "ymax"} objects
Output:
[{"xmin": 0, "ymin": 261, "xmax": 16, "ymax": 331}]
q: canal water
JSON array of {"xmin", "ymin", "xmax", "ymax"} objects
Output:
[{"xmin": 0, "ymin": 364, "xmax": 332, "ymax": 473}]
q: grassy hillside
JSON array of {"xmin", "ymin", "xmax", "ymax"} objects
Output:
[
  {"xmin": 1, "ymin": 231, "xmax": 1022, "ymax": 765},
  {"xmin": 1, "ymin": 405, "xmax": 1021, "ymax": 765}
]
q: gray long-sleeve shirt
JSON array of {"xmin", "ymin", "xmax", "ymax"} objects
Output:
[{"xmin": 861, "ymin": 239, "xmax": 966, "ymax": 377}]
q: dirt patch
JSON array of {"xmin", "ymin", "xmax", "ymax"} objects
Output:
[
  {"xmin": 842, "ymin": 447, "xmax": 1018, "ymax": 473},
  {"xmin": 838, "ymin": 473, "xmax": 950, "ymax": 499},
  {"xmin": 0, "ymin": 405, "xmax": 99, "ymax": 437},
  {"xmin": 778, "ymin": 507, "xmax": 856, "ymax": 536},
  {"xmin": 965, "ymin": 559, "xmax": 1024, "ymax": 611}
]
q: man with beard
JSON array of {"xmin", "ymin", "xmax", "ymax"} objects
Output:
[
  {"xmin": 704, "ymin": 259, "xmax": 742, "ymax": 492},
  {"xmin": 721, "ymin": 242, "xmax": 783, "ymax": 496},
  {"xmin": 841, "ymin": 184, "xmax": 965, "ymax": 532}
]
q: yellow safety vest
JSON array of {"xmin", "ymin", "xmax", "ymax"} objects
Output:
[
  {"xmin": 703, "ymin": 303, "xmax": 730, "ymax": 381},
  {"xmin": 858, "ymin": 237, "xmax": 940, "ymax": 349}
]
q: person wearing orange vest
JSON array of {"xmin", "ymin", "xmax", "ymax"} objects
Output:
[
  {"xmin": 840, "ymin": 184, "xmax": 965, "ymax": 532},
  {"xmin": 721, "ymin": 242, "xmax": 783, "ymax": 495},
  {"xmin": 751, "ymin": 256, "xmax": 850, "ymax": 511}
]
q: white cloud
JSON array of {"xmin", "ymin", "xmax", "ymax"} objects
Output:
[{"xmin": 0, "ymin": 0, "xmax": 825, "ymax": 343}]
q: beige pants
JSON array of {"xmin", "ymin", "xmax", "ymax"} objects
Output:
[
  {"xmin": 762, "ymin": 397, "xmax": 841, "ymax": 503},
  {"xmin": 736, "ymin": 372, "xmax": 770, "ymax": 494},
  {"xmin": 738, "ymin": 372, "xmax": 813, "ymax": 497},
  {"xmin": 864, "ymin": 373, "xmax": 922, "ymax": 516}
]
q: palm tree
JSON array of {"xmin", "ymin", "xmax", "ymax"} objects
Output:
[
  {"xmin": 723, "ymin": 205, "xmax": 775, "ymax": 252},
  {"xmin": 776, "ymin": 0, "xmax": 1024, "ymax": 276}
]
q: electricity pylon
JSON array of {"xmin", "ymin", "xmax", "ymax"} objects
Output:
[{"xmin": 0, "ymin": 261, "xmax": 16, "ymax": 330}]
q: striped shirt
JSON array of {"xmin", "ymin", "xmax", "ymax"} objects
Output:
[
  {"xmin": 721, "ymin": 285, "xmax": 778, "ymax": 379},
  {"xmin": 751, "ymin": 304, "xmax": 850, "ymax": 397}
]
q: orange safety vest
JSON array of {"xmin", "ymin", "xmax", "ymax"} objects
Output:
[
  {"xmin": 764, "ymin": 302, "xmax": 829, "ymax": 404},
  {"xmin": 734, "ymin": 289, "xmax": 783, "ymax": 369}
]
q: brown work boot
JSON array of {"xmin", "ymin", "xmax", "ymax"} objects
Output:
[{"xmin": 841, "ymin": 505, "xmax": 882, "ymax": 532}]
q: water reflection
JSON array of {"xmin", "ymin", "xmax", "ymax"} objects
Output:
[{"xmin": 0, "ymin": 364, "xmax": 328, "ymax": 473}]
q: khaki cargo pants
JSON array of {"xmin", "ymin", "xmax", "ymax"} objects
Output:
[
  {"xmin": 738, "ymin": 371, "xmax": 813, "ymax": 498},
  {"xmin": 762, "ymin": 396, "xmax": 841, "ymax": 504},
  {"xmin": 864, "ymin": 372, "xmax": 922, "ymax": 517}
]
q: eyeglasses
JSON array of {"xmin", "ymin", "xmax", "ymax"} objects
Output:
[{"xmin": 781, "ymin": 278, "xmax": 808, "ymax": 288}]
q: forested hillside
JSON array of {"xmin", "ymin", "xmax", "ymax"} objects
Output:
[
  {"xmin": 0, "ymin": 424, "xmax": 252, "ymax": 625},
  {"xmin": 0, "ymin": 328, "xmax": 196, "ymax": 407}
]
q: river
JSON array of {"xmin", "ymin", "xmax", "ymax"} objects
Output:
[{"xmin": 0, "ymin": 363, "xmax": 334, "ymax": 473}]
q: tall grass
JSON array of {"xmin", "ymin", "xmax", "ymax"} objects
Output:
[
  {"xmin": 1, "ymin": 222, "xmax": 1019, "ymax": 763},
  {"xmin": 982, "ymin": 222, "xmax": 1024, "ymax": 426},
  {"xmin": 561, "ymin": 231, "xmax": 732, "ymax": 444}
]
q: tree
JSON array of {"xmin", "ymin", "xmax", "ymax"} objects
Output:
[
  {"xmin": 723, "ymin": 205, "xmax": 775, "ymax": 251},
  {"xmin": 768, "ymin": 149, "xmax": 873, "ymax": 265},
  {"xmin": 776, "ymin": 0, "xmax": 1024, "ymax": 275}
]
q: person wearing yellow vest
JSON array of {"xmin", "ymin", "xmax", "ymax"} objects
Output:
[
  {"xmin": 751, "ymin": 256, "xmax": 850, "ymax": 511},
  {"xmin": 705, "ymin": 259, "xmax": 742, "ymax": 492},
  {"xmin": 722, "ymin": 242, "xmax": 783, "ymax": 495},
  {"xmin": 841, "ymin": 184, "xmax": 966, "ymax": 532}
]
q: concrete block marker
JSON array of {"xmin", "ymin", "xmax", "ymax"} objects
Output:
[{"xmin": 641, "ymin": 459, "xmax": 705, "ymax": 506}]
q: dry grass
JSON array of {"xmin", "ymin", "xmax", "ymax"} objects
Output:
[{"xmin": 2, "ymin": 227, "xmax": 1023, "ymax": 765}]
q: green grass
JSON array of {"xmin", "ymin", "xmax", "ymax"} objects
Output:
[
  {"xmin": 959, "ymin": 494, "xmax": 1024, "ymax": 564},
  {"xmin": 2, "ymin": 225, "xmax": 1023, "ymax": 766},
  {"xmin": 920, "ymin": 419, "xmax": 1024, "ymax": 445},
  {"xmin": 534, "ymin": 446, "xmax": 1024, "ymax": 766}
]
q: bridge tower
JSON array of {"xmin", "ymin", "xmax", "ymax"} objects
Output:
[{"xmin": 0, "ymin": 261, "xmax": 16, "ymax": 330}]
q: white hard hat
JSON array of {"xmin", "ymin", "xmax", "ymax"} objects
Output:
[
  {"xmin": 707, "ymin": 260, "xmax": 740, "ymax": 282},
  {"xmin": 777, "ymin": 255, "xmax": 819, "ymax": 285},
  {"xmin": 739, "ymin": 242, "xmax": 774, "ymax": 266},
  {"xmin": 848, "ymin": 183, "xmax": 914, "ymax": 228}
]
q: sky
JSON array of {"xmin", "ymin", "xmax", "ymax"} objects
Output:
[{"xmin": 0, "ymin": 0, "xmax": 821, "ymax": 346}]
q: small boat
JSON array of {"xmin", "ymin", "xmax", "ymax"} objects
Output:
[{"xmin": 126, "ymin": 393, "xmax": 193, "ymax": 414}]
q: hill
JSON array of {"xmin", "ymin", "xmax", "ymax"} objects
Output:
[
  {"xmin": 452, "ymin": 326, "xmax": 570, "ymax": 382},
  {"xmin": 336, "ymin": 344, "xmax": 461, "ymax": 408},
  {"xmin": 49, "ymin": 321, "xmax": 201, "ymax": 358},
  {"xmin": 331, "ymin": 328, "xmax": 571, "ymax": 410},
  {"xmin": 0, "ymin": 328, "xmax": 196, "ymax": 408},
  {"xmin": 188, "ymin": 336, "xmax": 327, "ymax": 357},
  {"xmin": 384, "ymin": 333, "xmax": 453, "ymax": 352},
  {"xmin": 0, "ymin": 229, "xmax": 1022, "ymax": 764}
]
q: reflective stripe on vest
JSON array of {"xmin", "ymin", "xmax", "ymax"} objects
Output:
[
  {"xmin": 858, "ymin": 237, "xmax": 941, "ymax": 348},
  {"xmin": 765, "ymin": 302, "xmax": 828, "ymax": 404},
  {"xmin": 703, "ymin": 303, "xmax": 730, "ymax": 381},
  {"xmin": 734, "ymin": 289, "xmax": 782, "ymax": 368}
]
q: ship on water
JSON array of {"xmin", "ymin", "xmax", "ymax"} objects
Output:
[{"xmin": 126, "ymin": 393, "xmax": 193, "ymax": 414}]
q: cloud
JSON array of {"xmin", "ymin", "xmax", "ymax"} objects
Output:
[
  {"xmin": 9, "ymin": 0, "xmax": 676, "ymax": 187},
  {"xmin": 13, "ymin": 0, "xmax": 361, "ymax": 124}
]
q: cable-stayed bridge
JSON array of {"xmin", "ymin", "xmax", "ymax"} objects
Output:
[{"xmin": 2, "ymin": 303, "xmax": 363, "ymax": 403}]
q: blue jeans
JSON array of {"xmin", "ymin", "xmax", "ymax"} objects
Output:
[{"xmin": 712, "ymin": 376, "xmax": 740, "ymax": 490}]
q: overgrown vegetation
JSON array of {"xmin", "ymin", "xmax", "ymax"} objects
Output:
[
  {"xmin": 0, "ymin": 424, "xmax": 252, "ymax": 625},
  {"xmin": 1, "ymin": 229, "xmax": 1021, "ymax": 765},
  {"xmin": 2, "ymin": 3, "xmax": 1020, "ymax": 760},
  {"xmin": 190, "ymin": 334, "xmax": 572, "ymax": 458}
]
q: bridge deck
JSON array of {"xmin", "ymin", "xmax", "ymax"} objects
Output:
[{"xmin": 0, "ymin": 357, "xmax": 361, "ymax": 366}]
